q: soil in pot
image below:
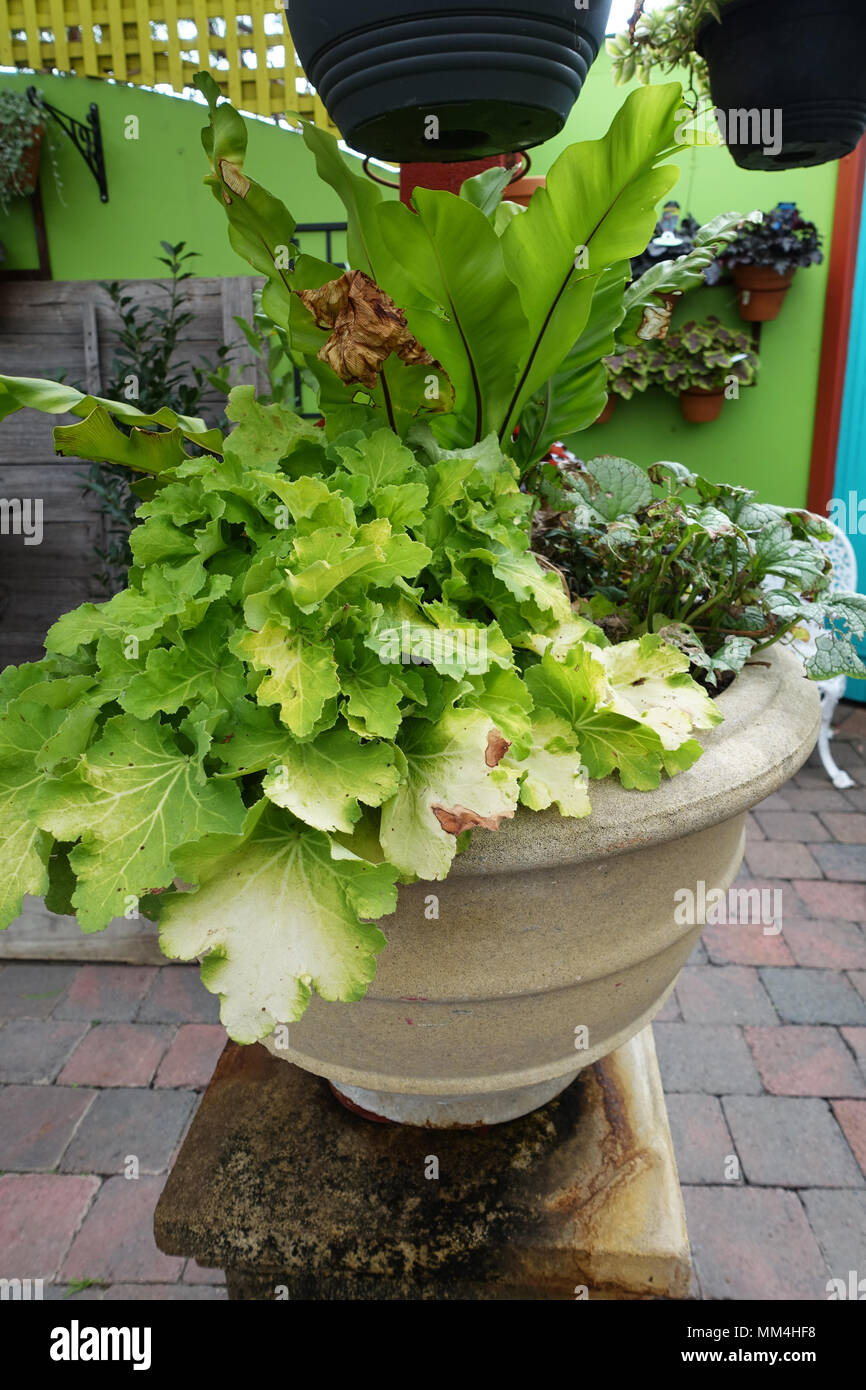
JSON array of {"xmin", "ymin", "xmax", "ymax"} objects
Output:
[
  {"xmin": 696, "ymin": 0, "xmax": 866, "ymax": 170},
  {"xmin": 286, "ymin": 0, "xmax": 612, "ymax": 162},
  {"xmin": 596, "ymin": 395, "xmax": 616, "ymax": 425},
  {"xmin": 731, "ymin": 265, "xmax": 795, "ymax": 322},
  {"xmin": 679, "ymin": 388, "xmax": 725, "ymax": 424}
]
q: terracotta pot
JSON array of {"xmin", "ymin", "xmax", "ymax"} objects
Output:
[
  {"xmin": 679, "ymin": 388, "xmax": 725, "ymax": 424},
  {"xmin": 595, "ymin": 395, "xmax": 616, "ymax": 425},
  {"xmin": 263, "ymin": 646, "xmax": 819, "ymax": 1125},
  {"xmin": 731, "ymin": 264, "xmax": 796, "ymax": 322},
  {"xmin": 505, "ymin": 175, "xmax": 545, "ymax": 208}
]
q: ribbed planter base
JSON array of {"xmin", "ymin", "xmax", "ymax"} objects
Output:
[
  {"xmin": 331, "ymin": 1069, "xmax": 581, "ymax": 1126},
  {"xmin": 698, "ymin": 0, "xmax": 866, "ymax": 170},
  {"xmin": 288, "ymin": 3, "xmax": 611, "ymax": 161}
]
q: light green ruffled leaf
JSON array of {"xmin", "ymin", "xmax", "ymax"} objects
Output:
[
  {"xmin": 159, "ymin": 807, "xmax": 398, "ymax": 1041},
  {"xmin": 262, "ymin": 726, "xmax": 401, "ymax": 833},
  {"xmin": 379, "ymin": 709, "xmax": 520, "ymax": 880}
]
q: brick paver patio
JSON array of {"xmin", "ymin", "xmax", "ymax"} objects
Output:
[{"xmin": 1, "ymin": 704, "xmax": 864, "ymax": 1301}]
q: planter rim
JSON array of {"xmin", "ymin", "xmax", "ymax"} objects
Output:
[
  {"xmin": 731, "ymin": 264, "xmax": 796, "ymax": 285},
  {"xmin": 447, "ymin": 642, "xmax": 819, "ymax": 878}
]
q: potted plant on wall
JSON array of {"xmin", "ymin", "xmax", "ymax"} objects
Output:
[
  {"xmin": 629, "ymin": 202, "xmax": 720, "ymax": 286},
  {"xmin": 720, "ymin": 203, "xmax": 823, "ymax": 323},
  {"xmin": 590, "ymin": 209, "xmax": 758, "ymax": 426},
  {"xmin": 600, "ymin": 343, "xmax": 659, "ymax": 419},
  {"xmin": 657, "ymin": 316, "xmax": 757, "ymax": 422},
  {"xmin": 609, "ymin": 0, "xmax": 866, "ymax": 170},
  {"xmin": 0, "ymin": 80, "xmax": 822, "ymax": 1128},
  {"xmin": 0, "ymin": 89, "xmax": 45, "ymax": 214}
]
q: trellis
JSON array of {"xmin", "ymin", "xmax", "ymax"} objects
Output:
[{"xmin": 0, "ymin": 0, "xmax": 337, "ymax": 130}]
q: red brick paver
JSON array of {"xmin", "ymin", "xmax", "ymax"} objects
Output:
[
  {"xmin": 746, "ymin": 841, "xmax": 823, "ymax": 879},
  {"xmin": 781, "ymin": 918, "xmax": 866, "ymax": 970},
  {"xmin": 703, "ymin": 921, "xmax": 794, "ymax": 967},
  {"xmin": 0, "ymin": 1085, "xmax": 95, "ymax": 1171},
  {"xmin": 56, "ymin": 965, "xmax": 159, "ymax": 1023},
  {"xmin": 794, "ymin": 880, "xmax": 866, "ymax": 921},
  {"xmin": 820, "ymin": 813, "xmax": 866, "ymax": 843},
  {"xmin": 745, "ymin": 1026, "xmax": 866, "ymax": 1097},
  {"xmin": 0, "ymin": 1174, "xmax": 99, "ymax": 1278},
  {"xmin": 59, "ymin": 1176, "xmax": 185, "ymax": 1284},
  {"xmin": 154, "ymin": 1025, "xmax": 227, "ymax": 1089},
  {"xmin": 58, "ymin": 1023, "xmax": 174, "ymax": 1088},
  {"xmin": 832, "ymin": 1101, "xmax": 866, "ymax": 1177},
  {"xmin": 683, "ymin": 1187, "xmax": 828, "ymax": 1300}
]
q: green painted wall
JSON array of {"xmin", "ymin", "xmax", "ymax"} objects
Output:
[
  {"xmin": 0, "ymin": 72, "xmax": 359, "ymax": 278},
  {"xmin": 0, "ymin": 49, "xmax": 839, "ymax": 506},
  {"xmin": 536, "ymin": 55, "xmax": 838, "ymax": 509}
]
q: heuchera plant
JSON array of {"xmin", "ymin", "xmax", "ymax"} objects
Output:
[
  {"xmin": 537, "ymin": 457, "xmax": 866, "ymax": 686},
  {"xmin": 603, "ymin": 314, "xmax": 756, "ymax": 408},
  {"xmin": 604, "ymin": 346, "xmax": 658, "ymax": 401},
  {"xmin": 655, "ymin": 317, "xmax": 757, "ymax": 396},
  {"xmin": 0, "ymin": 80, "xmax": 730, "ymax": 1043}
]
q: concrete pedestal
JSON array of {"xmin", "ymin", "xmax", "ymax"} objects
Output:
[{"xmin": 154, "ymin": 1025, "xmax": 690, "ymax": 1300}]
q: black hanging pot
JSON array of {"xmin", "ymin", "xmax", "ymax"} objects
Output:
[
  {"xmin": 696, "ymin": 0, "xmax": 866, "ymax": 171},
  {"xmin": 285, "ymin": 0, "xmax": 612, "ymax": 162}
]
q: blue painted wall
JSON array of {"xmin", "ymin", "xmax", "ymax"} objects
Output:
[{"xmin": 832, "ymin": 184, "xmax": 866, "ymax": 701}]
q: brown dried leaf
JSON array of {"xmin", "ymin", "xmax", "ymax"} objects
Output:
[
  {"xmin": 485, "ymin": 730, "xmax": 511, "ymax": 768},
  {"xmin": 219, "ymin": 160, "xmax": 250, "ymax": 200},
  {"xmin": 431, "ymin": 803, "xmax": 514, "ymax": 835},
  {"xmin": 637, "ymin": 291, "xmax": 680, "ymax": 341},
  {"xmin": 296, "ymin": 269, "xmax": 438, "ymax": 389}
]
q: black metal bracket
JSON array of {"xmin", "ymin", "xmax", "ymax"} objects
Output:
[{"xmin": 27, "ymin": 86, "xmax": 108, "ymax": 203}]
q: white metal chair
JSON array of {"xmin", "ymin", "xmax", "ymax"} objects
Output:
[{"xmin": 777, "ymin": 522, "xmax": 859, "ymax": 789}]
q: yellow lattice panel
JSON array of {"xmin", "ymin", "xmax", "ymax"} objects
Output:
[{"xmin": 0, "ymin": 0, "xmax": 339, "ymax": 130}]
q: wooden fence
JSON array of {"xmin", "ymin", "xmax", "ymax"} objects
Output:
[
  {"xmin": 0, "ymin": 273, "xmax": 265, "ymax": 669},
  {"xmin": 0, "ymin": 1, "xmax": 336, "ymax": 129}
]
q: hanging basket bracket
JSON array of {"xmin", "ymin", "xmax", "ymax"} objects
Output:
[{"xmin": 26, "ymin": 86, "xmax": 108, "ymax": 204}]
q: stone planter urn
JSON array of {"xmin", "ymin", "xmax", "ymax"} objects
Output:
[{"xmin": 263, "ymin": 645, "xmax": 819, "ymax": 1125}]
